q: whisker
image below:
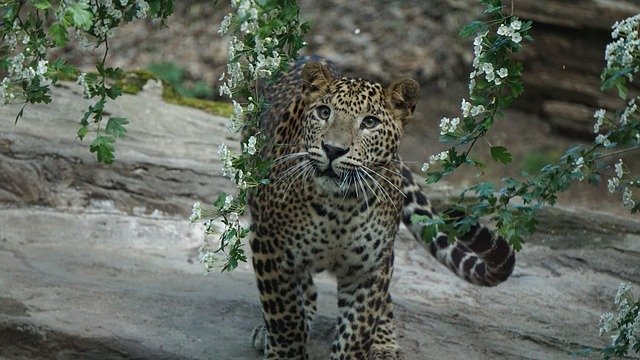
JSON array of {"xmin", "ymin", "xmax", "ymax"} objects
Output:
[
  {"xmin": 285, "ymin": 162, "xmax": 312, "ymax": 194},
  {"xmin": 353, "ymin": 171, "xmax": 360, "ymax": 198},
  {"xmin": 370, "ymin": 162, "xmax": 404, "ymax": 177},
  {"xmin": 301, "ymin": 164, "xmax": 315, "ymax": 190},
  {"xmin": 277, "ymin": 160, "xmax": 310, "ymax": 184},
  {"xmin": 273, "ymin": 151, "xmax": 308, "ymax": 165},
  {"xmin": 358, "ymin": 169, "xmax": 380, "ymax": 205},
  {"xmin": 355, "ymin": 172, "xmax": 369, "ymax": 213},
  {"xmin": 360, "ymin": 167, "xmax": 394, "ymax": 206},
  {"xmin": 361, "ymin": 165, "xmax": 405, "ymax": 198}
]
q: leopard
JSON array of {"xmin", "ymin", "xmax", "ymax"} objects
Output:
[{"xmin": 247, "ymin": 57, "xmax": 515, "ymax": 360}]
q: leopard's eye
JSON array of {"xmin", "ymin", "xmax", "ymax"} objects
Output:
[
  {"xmin": 361, "ymin": 116, "xmax": 381, "ymax": 129},
  {"xmin": 316, "ymin": 105, "xmax": 331, "ymax": 120}
]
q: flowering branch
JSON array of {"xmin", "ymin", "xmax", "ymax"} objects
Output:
[
  {"xmin": 191, "ymin": 0, "xmax": 309, "ymax": 273},
  {"xmin": 599, "ymin": 283, "xmax": 640, "ymax": 358},
  {"xmin": 1, "ymin": 0, "xmax": 174, "ymax": 163},
  {"xmin": 416, "ymin": 1, "xmax": 639, "ymax": 252}
]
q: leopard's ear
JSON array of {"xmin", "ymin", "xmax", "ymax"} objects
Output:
[
  {"xmin": 387, "ymin": 79, "xmax": 420, "ymax": 122},
  {"xmin": 301, "ymin": 61, "xmax": 334, "ymax": 101}
]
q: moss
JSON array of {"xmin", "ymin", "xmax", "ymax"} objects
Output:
[
  {"xmin": 162, "ymin": 84, "xmax": 233, "ymax": 117},
  {"xmin": 116, "ymin": 70, "xmax": 156, "ymax": 94},
  {"xmin": 114, "ymin": 70, "xmax": 232, "ymax": 117}
]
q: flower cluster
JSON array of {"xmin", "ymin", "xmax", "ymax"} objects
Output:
[
  {"xmin": 572, "ymin": 156, "xmax": 585, "ymax": 180},
  {"xmin": 195, "ymin": 1, "xmax": 309, "ymax": 272},
  {"xmin": 599, "ymin": 282, "xmax": 640, "ymax": 358},
  {"xmin": 421, "ymin": 151, "xmax": 449, "ymax": 172},
  {"xmin": 607, "ymin": 159, "xmax": 624, "ymax": 193},
  {"xmin": 0, "ymin": 52, "xmax": 49, "ymax": 105},
  {"xmin": 189, "ymin": 202, "xmax": 203, "ymax": 223},
  {"xmin": 461, "ymin": 99, "xmax": 485, "ymax": 118},
  {"xmin": 218, "ymin": 143, "xmax": 235, "ymax": 177},
  {"xmin": 468, "ymin": 17, "xmax": 525, "ymax": 93},
  {"xmin": 594, "ymin": 109, "xmax": 606, "ymax": 133},
  {"xmin": 497, "ymin": 19, "xmax": 523, "ymax": 44},
  {"xmin": 605, "ymin": 14, "xmax": 640, "ymax": 82},
  {"xmin": 606, "ymin": 159, "xmax": 636, "ymax": 208},
  {"xmin": 439, "ymin": 117, "xmax": 460, "ymax": 135},
  {"xmin": 243, "ymin": 135, "xmax": 257, "ymax": 155}
]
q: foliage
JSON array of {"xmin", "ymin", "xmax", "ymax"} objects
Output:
[
  {"xmin": 597, "ymin": 283, "xmax": 640, "ymax": 359},
  {"xmin": 190, "ymin": 0, "xmax": 310, "ymax": 272},
  {"xmin": 2, "ymin": 1, "xmax": 639, "ymax": 293},
  {"xmin": 1, "ymin": 0, "xmax": 174, "ymax": 164},
  {"xmin": 415, "ymin": 0, "xmax": 639, "ymax": 253}
]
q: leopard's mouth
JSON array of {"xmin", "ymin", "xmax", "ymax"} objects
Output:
[{"xmin": 319, "ymin": 168, "xmax": 340, "ymax": 180}]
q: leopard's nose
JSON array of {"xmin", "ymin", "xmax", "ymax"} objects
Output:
[{"xmin": 321, "ymin": 142, "xmax": 349, "ymax": 162}]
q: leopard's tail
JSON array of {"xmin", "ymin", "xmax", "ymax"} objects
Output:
[{"xmin": 399, "ymin": 164, "xmax": 515, "ymax": 286}]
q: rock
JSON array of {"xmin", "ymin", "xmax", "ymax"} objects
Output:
[
  {"xmin": 0, "ymin": 82, "xmax": 238, "ymax": 215},
  {"xmin": 1, "ymin": 85, "xmax": 640, "ymax": 359},
  {"xmin": 514, "ymin": 0, "xmax": 640, "ymax": 138}
]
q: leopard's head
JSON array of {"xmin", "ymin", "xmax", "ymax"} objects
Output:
[{"xmin": 299, "ymin": 61, "xmax": 420, "ymax": 194}]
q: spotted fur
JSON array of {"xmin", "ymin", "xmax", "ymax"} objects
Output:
[{"xmin": 247, "ymin": 57, "xmax": 515, "ymax": 359}]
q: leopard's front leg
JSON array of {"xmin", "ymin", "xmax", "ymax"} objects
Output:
[
  {"xmin": 251, "ymin": 236, "xmax": 309, "ymax": 360},
  {"xmin": 331, "ymin": 250, "xmax": 401, "ymax": 360}
]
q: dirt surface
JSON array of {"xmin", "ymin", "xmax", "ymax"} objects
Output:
[{"xmin": 1, "ymin": 84, "xmax": 640, "ymax": 360}]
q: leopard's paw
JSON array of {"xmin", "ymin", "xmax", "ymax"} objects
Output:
[
  {"xmin": 368, "ymin": 346, "xmax": 405, "ymax": 360},
  {"xmin": 251, "ymin": 325, "xmax": 268, "ymax": 353}
]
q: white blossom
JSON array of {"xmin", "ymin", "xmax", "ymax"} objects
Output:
[
  {"xmin": 461, "ymin": 99, "xmax": 472, "ymax": 117},
  {"xmin": 573, "ymin": 156, "xmax": 585, "ymax": 175},
  {"xmin": 218, "ymin": 143, "xmax": 234, "ymax": 177},
  {"xmin": 497, "ymin": 19, "xmax": 524, "ymax": 44},
  {"xmin": 615, "ymin": 282, "xmax": 632, "ymax": 307},
  {"xmin": 623, "ymin": 187, "xmax": 635, "ymax": 208},
  {"xmin": 608, "ymin": 177, "xmax": 620, "ymax": 193},
  {"xmin": 439, "ymin": 117, "xmax": 460, "ymax": 135},
  {"xmin": 219, "ymin": 13, "xmax": 233, "ymax": 35},
  {"xmin": 428, "ymin": 151, "xmax": 449, "ymax": 164},
  {"xmin": 223, "ymin": 194, "xmax": 234, "ymax": 210},
  {"xmin": 189, "ymin": 202, "xmax": 202, "ymax": 223},
  {"xmin": 244, "ymin": 135, "xmax": 257, "ymax": 155},
  {"xmin": 76, "ymin": 72, "xmax": 91, "ymax": 98},
  {"xmin": 471, "ymin": 105, "xmax": 485, "ymax": 117},
  {"xmin": 620, "ymin": 98, "xmax": 637, "ymax": 125},
  {"xmin": 593, "ymin": 109, "xmax": 606, "ymax": 133},
  {"xmin": 615, "ymin": 159, "xmax": 624, "ymax": 178},
  {"xmin": 599, "ymin": 312, "xmax": 615, "ymax": 336},
  {"xmin": 595, "ymin": 134, "xmax": 611, "ymax": 147},
  {"xmin": 421, "ymin": 163, "xmax": 429, "ymax": 172}
]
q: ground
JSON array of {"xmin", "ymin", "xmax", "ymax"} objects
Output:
[
  {"xmin": 1, "ymin": 84, "xmax": 639, "ymax": 359},
  {"xmin": 2, "ymin": 1, "xmax": 640, "ymax": 359}
]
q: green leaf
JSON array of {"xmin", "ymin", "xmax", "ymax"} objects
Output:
[
  {"xmin": 105, "ymin": 85, "xmax": 122, "ymax": 100},
  {"xmin": 33, "ymin": 0, "xmax": 52, "ymax": 10},
  {"xmin": 77, "ymin": 126, "xmax": 88, "ymax": 140},
  {"xmin": 615, "ymin": 82, "xmax": 628, "ymax": 99},
  {"xmin": 49, "ymin": 23, "xmax": 68, "ymax": 47},
  {"xmin": 89, "ymin": 135, "xmax": 116, "ymax": 164},
  {"xmin": 65, "ymin": 3, "xmax": 93, "ymax": 31},
  {"xmin": 104, "ymin": 117, "xmax": 128, "ymax": 139},
  {"xmin": 459, "ymin": 21, "xmax": 486, "ymax": 38},
  {"xmin": 490, "ymin": 146, "xmax": 512, "ymax": 164},
  {"xmin": 421, "ymin": 225, "xmax": 438, "ymax": 244}
]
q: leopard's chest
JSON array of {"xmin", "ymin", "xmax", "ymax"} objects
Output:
[{"xmin": 275, "ymin": 198, "xmax": 399, "ymax": 277}]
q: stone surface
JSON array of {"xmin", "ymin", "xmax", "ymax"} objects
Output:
[
  {"xmin": 2, "ymin": 84, "xmax": 640, "ymax": 359},
  {"xmin": 514, "ymin": 0, "xmax": 640, "ymax": 138},
  {"xmin": 1, "ymin": 82, "xmax": 238, "ymax": 215}
]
